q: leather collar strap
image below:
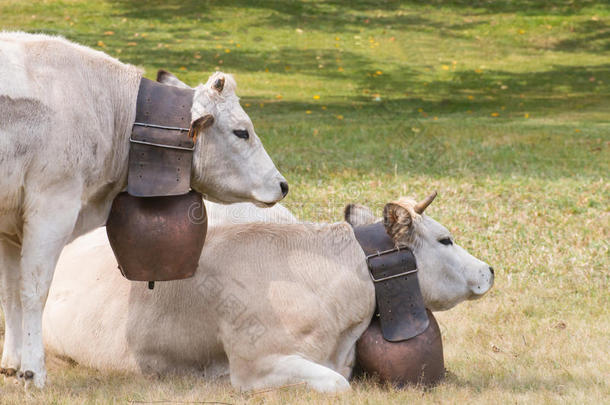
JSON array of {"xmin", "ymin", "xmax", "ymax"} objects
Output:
[
  {"xmin": 353, "ymin": 222, "xmax": 430, "ymax": 342},
  {"xmin": 128, "ymin": 78, "xmax": 196, "ymax": 197}
]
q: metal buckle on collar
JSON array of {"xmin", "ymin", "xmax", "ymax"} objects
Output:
[
  {"xmin": 130, "ymin": 122, "xmax": 195, "ymax": 151},
  {"xmin": 366, "ymin": 247, "xmax": 418, "ymax": 283},
  {"xmin": 129, "ymin": 138, "xmax": 196, "ymax": 151},
  {"xmin": 133, "ymin": 122, "xmax": 191, "ymax": 132}
]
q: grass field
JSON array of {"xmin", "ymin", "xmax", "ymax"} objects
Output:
[{"xmin": 0, "ymin": 0, "xmax": 608, "ymax": 403}]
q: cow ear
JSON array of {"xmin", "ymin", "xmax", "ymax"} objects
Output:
[
  {"xmin": 189, "ymin": 114, "xmax": 214, "ymax": 140},
  {"xmin": 157, "ymin": 69, "xmax": 191, "ymax": 89},
  {"xmin": 383, "ymin": 202, "xmax": 414, "ymax": 242},
  {"xmin": 344, "ymin": 204, "xmax": 376, "ymax": 227}
]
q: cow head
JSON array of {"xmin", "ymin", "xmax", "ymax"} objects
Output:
[
  {"xmin": 345, "ymin": 192, "xmax": 494, "ymax": 311},
  {"xmin": 157, "ymin": 70, "xmax": 288, "ymax": 207}
]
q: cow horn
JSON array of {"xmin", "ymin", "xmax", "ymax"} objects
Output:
[{"xmin": 414, "ymin": 191, "xmax": 437, "ymax": 214}]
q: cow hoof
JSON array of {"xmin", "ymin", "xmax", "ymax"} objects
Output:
[
  {"xmin": 17, "ymin": 370, "xmax": 34, "ymax": 379},
  {"xmin": 0, "ymin": 367, "xmax": 17, "ymax": 377},
  {"xmin": 19, "ymin": 370, "xmax": 45, "ymax": 389}
]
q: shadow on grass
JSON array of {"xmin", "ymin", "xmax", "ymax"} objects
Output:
[
  {"xmin": 400, "ymin": 0, "xmax": 602, "ymax": 16},
  {"xmin": 108, "ymin": 0, "xmax": 605, "ymax": 21},
  {"xmin": 246, "ymin": 104, "xmax": 606, "ymax": 183},
  {"xmin": 107, "ymin": 0, "xmax": 485, "ymax": 34},
  {"xmin": 242, "ymin": 63, "xmax": 609, "ymax": 119},
  {"xmin": 553, "ymin": 19, "xmax": 610, "ymax": 53},
  {"xmin": 102, "ymin": 54, "xmax": 604, "ymax": 180},
  {"xmin": 68, "ymin": 22, "xmax": 610, "ymax": 112},
  {"xmin": 38, "ymin": 29, "xmax": 606, "ymax": 182},
  {"xmin": 241, "ymin": 66, "xmax": 608, "ymax": 180}
]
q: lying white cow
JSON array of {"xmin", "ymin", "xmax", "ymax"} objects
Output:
[
  {"xmin": 0, "ymin": 32, "xmax": 288, "ymax": 388},
  {"xmin": 43, "ymin": 194, "xmax": 493, "ymax": 392},
  {"xmin": 205, "ymin": 200, "xmax": 297, "ymax": 228}
]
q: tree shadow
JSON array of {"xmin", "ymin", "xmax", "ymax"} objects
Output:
[
  {"xmin": 107, "ymin": 0, "xmax": 485, "ymax": 34},
  {"xmin": 106, "ymin": 0, "xmax": 212, "ymax": 20},
  {"xmin": 242, "ymin": 64, "xmax": 608, "ymax": 180},
  {"xmin": 399, "ymin": 0, "xmax": 602, "ymax": 16},
  {"xmin": 553, "ymin": 19, "xmax": 610, "ymax": 53},
  {"xmin": 104, "ymin": 0, "xmax": 608, "ymax": 54},
  {"xmin": 69, "ymin": 31, "xmax": 381, "ymax": 81},
  {"xmin": 108, "ymin": 0, "xmax": 603, "ymax": 20}
]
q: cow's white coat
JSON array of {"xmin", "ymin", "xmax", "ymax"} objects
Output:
[{"xmin": 0, "ymin": 32, "xmax": 286, "ymax": 388}]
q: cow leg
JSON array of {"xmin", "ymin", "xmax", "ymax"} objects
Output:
[
  {"xmin": 0, "ymin": 240, "xmax": 22, "ymax": 379},
  {"xmin": 231, "ymin": 354, "xmax": 350, "ymax": 393},
  {"xmin": 18, "ymin": 193, "xmax": 80, "ymax": 389}
]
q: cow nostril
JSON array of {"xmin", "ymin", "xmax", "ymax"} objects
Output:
[
  {"xmin": 489, "ymin": 266, "xmax": 494, "ymax": 275},
  {"xmin": 280, "ymin": 181, "xmax": 289, "ymax": 198}
]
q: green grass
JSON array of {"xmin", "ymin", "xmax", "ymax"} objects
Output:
[{"xmin": 1, "ymin": 0, "xmax": 608, "ymax": 403}]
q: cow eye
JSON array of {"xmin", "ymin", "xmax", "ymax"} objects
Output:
[
  {"xmin": 439, "ymin": 238, "xmax": 453, "ymax": 246},
  {"xmin": 232, "ymin": 129, "xmax": 249, "ymax": 140}
]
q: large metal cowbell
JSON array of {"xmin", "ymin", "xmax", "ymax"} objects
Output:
[{"xmin": 106, "ymin": 77, "xmax": 207, "ymax": 285}]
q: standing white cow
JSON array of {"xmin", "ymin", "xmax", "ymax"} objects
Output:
[
  {"xmin": 43, "ymin": 194, "xmax": 494, "ymax": 392},
  {"xmin": 0, "ymin": 32, "xmax": 288, "ymax": 388}
]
